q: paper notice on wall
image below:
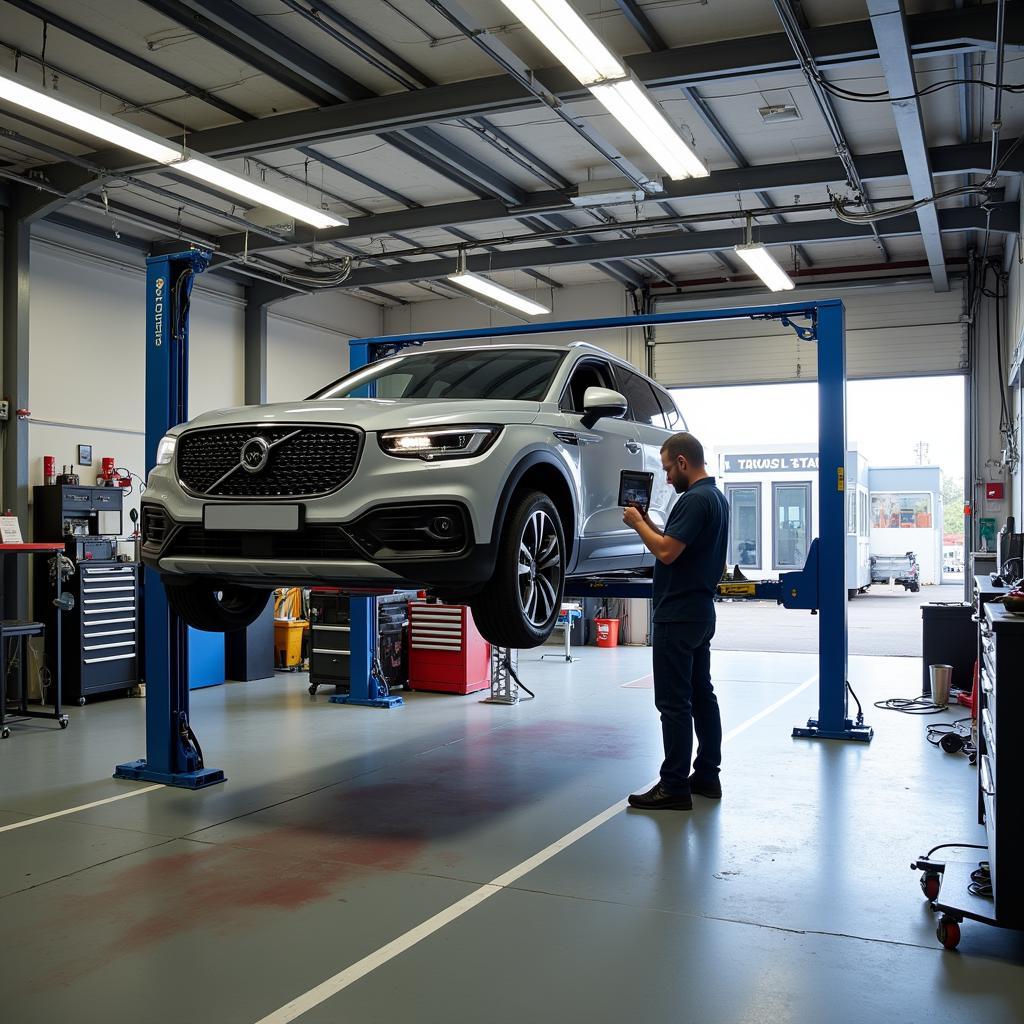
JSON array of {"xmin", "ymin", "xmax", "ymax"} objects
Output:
[{"xmin": 0, "ymin": 516, "xmax": 23, "ymax": 544}]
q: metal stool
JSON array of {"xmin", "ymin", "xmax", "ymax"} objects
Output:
[{"xmin": 0, "ymin": 619, "xmax": 67, "ymax": 737}]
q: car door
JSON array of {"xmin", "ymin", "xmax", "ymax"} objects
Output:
[
  {"xmin": 557, "ymin": 358, "xmax": 645, "ymax": 572},
  {"xmin": 613, "ymin": 366, "xmax": 676, "ymax": 536}
]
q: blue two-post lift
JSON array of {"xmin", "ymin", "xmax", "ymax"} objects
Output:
[{"xmin": 115, "ymin": 257, "xmax": 869, "ymax": 791}]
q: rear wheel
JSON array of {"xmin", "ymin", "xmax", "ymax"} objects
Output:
[
  {"xmin": 471, "ymin": 491, "xmax": 565, "ymax": 649},
  {"xmin": 165, "ymin": 581, "xmax": 271, "ymax": 632}
]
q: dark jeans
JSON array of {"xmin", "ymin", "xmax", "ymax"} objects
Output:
[{"xmin": 651, "ymin": 619, "xmax": 722, "ymax": 794}]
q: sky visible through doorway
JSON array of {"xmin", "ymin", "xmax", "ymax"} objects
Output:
[{"xmin": 672, "ymin": 376, "xmax": 966, "ymax": 477}]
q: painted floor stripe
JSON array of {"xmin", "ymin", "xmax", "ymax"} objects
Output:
[
  {"xmin": 255, "ymin": 673, "xmax": 818, "ymax": 1024},
  {"xmin": 0, "ymin": 784, "xmax": 164, "ymax": 834}
]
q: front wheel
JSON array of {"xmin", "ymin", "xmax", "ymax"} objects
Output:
[
  {"xmin": 165, "ymin": 581, "xmax": 271, "ymax": 633},
  {"xmin": 471, "ymin": 491, "xmax": 565, "ymax": 649}
]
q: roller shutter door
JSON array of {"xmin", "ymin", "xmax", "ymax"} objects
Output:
[{"xmin": 652, "ymin": 280, "xmax": 966, "ymax": 387}]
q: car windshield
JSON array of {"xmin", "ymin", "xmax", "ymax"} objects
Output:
[{"xmin": 310, "ymin": 348, "xmax": 566, "ymax": 402}]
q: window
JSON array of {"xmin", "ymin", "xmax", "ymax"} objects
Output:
[
  {"xmin": 615, "ymin": 367, "xmax": 664, "ymax": 426},
  {"xmin": 858, "ymin": 490, "xmax": 869, "ymax": 538},
  {"xmin": 773, "ymin": 482, "xmax": 811, "ymax": 569},
  {"xmin": 654, "ymin": 386, "xmax": 682, "ymax": 431},
  {"xmin": 559, "ymin": 360, "xmax": 615, "ymax": 413},
  {"xmin": 847, "ymin": 489, "xmax": 856, "ymax": 536},
  {"xmin": 312, "ymin": 348, "xmax": 566, "ymax": 402},
  {"xmin": 871, "ymin": 492, "xmax": 933, "ymax": 529},
  {"xmin": 726, "ymin": 484, "xmax": 761, "ymax": 569}
]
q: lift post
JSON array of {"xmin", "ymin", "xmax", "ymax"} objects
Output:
[
  {"xmin": 114, "ymin": 249, "xmax": 227, "ymax": 788},
  {"xmin": 355, "ymin": 299, "xmax": 870, "ymax": 742}
]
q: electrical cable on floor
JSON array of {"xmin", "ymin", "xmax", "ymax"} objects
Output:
[
  {"xmin": 873, "ymin": 696, "xmax": 951, "ymax": 714},
  {"xmin": 926, "ymin": 842, "xmax": 987, "ymax": 858},
  {"xmin": 846, "ymin": 681, "xmax": 864, "ymax": 725}
]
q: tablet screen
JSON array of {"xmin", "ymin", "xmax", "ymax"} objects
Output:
[{"xmin": 619, "ymin": 470, "xmax": 654, "ymax": 510}]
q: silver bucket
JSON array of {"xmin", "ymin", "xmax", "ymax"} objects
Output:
[{"xmin": 929, "ymin": 664, "xmax": 953, "ymax": 706}]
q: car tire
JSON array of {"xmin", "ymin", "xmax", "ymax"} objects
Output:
[
  {"xmin": 165, "ymin": 581, "xmax": 271, "ymax": 632},
  {"xmin": 471, "ymin": 490, "xmax": 565, "ymax": 648}
]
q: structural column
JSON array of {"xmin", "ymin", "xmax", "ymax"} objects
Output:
[
  {"xmin": 243, "ymin": 282, "xmax": 291, "ymax": 405},
  {"xmin": 2, "ymin": 192, "xmax": 31, "ymax": 618}
]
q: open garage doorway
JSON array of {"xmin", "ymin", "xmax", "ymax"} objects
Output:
[{"xmin": 672, "ymin": 375, "xmax": 967, "ymax": 657}]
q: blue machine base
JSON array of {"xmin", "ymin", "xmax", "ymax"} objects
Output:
[
  {"xmin": 328, "ymin": 694, "xmax": 404, "ymax": 708},
  {"xmin": 113, "ymin": 758, "xmax": 226, "ymax": 788},
  {"xmin": 792, "ymin": 720, "xmax": 874, "ymax": 742}
]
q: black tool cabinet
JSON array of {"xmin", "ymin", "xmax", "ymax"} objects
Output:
[
  {"xmin": 976, "ymin": 598, "xmax": 1024, "ymax": 928},
  {"xmin": 307, "ymin": 591, "xmax": 408, "ymax": 696}
]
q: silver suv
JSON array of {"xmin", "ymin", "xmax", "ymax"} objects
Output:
[{"xmin": 141, "ymin": 342, "xmax": 684, "ymax": 648}]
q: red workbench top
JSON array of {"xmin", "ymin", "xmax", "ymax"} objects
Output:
[{"xmin": 0, "ymin": 543, "xmax": 66, "ymax": 551}]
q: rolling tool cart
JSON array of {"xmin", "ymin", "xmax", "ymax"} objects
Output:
[
  {"xmin": 32, "ymin": 484, "xmax": 139, "ymax": 704},
  {"xmin": 913, "ymin": 582, "xmax": 1024, "ymax": 949}
]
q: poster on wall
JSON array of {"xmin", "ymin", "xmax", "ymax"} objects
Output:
[{"xmin": 979, "ymin": 517, "xmax": 996, "ymax": 552}]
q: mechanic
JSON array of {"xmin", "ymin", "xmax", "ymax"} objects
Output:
[{"xmin": 622, "ymin": 431, "xmax": 729, "ymax": 811}]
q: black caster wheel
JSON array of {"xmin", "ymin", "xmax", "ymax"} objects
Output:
[
  {"xmin": 936, "ymin": 916, "xmax": 961, "ymax": 950},
  {"xmin": 1, "ymin": 728, "xmax": 10, "ymax": 739},
  {"xmin": 308, "ymin": 684, "xmax": 318, "ymax": 695},
  {"xmin": 77, "ymin": 697, "xmax": 86, "ymax": 707},
  {"xmin": 59, "ymin": 717, "xmax": 69, "ymax": 729},
  {"xmin": 921, "ymin": 872, "xmax": 941, "ymax": 901}
]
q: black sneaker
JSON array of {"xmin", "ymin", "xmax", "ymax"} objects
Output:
[
  {"xmin": 687, "ymin": 774, "xmax": 722, "ymax": 799},
  {"xmin": 628, "ymin": 783, "xmax": 693, "ymax": 811}
]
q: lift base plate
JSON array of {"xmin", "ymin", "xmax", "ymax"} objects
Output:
[
  {"xmin": 113, "ymin": 758, "xmax": 226, "ymax": 788},
  {"xmin": 328, "ymin": 694, "xmax": 404, "ymax": 709},
  {"xmin": 792, "ymin": 719, "xmax": 874, "ymax": 742}
]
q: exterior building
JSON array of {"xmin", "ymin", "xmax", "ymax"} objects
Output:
[{"xmin": 718, "ymin": 444, "xmax": 944, "ymax": 587}]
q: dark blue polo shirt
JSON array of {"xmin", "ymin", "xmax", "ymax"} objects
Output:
[{"xmin": 652, "ymin": 476, "xmax": 729, "ymax": 623}]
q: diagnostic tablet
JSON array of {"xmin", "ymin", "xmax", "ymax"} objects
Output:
[{"xmin": 619, "ymin": 470, "xmax": 654, "ymax": 512}]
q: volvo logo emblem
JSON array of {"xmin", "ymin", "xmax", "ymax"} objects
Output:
[{"xmin": 240, "ymin": 436, "xmax": 271, "ymax": 474}]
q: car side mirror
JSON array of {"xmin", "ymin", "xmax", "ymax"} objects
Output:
[{"xmin": 580, "ymin": 386, "xmax": 628, "ymax": 428}]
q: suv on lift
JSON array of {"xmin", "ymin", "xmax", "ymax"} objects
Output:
[{"xmin": 140, "ymin": 343, "xmax": 685, "ymax": 648}]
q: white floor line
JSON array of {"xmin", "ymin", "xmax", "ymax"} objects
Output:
[
  {"xmin": 0, "ymin": 784, "xmax": 164, "ymax": 834},
  {"xmin": 254, "ymin": 673, "xmax": 818, "ymax": 1024}
]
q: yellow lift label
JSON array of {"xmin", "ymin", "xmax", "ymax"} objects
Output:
[
  {"xmin": 718, "ymin": 582, "xmax": 758, "ymax": 597},
  {"xmin": 838, "ymin": 467, "xmax": 845, "ymax": 492}
]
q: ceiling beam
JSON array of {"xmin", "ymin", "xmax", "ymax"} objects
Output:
[
  {"xmin": 34, "ymin": 5, "xmax": 1016, "ymax": 198},
  {"xmin": 867, "ymin": 0, "xmax": 949, "ymax": 290},
  {"xmin": 334, "ymin": 204, "xmax": 1017, "ymax": 290},
  {"xmin": 207, "ymin": 140, "xmax": 1013, "ymax": 257}
]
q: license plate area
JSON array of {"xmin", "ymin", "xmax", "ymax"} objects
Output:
[{"xmin": 203, "ymin": 503, "xmax": 302, "ymax": 532}]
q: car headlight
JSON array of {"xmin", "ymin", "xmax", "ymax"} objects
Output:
[
  {"xmin": 155, "ymin": 434, "xmax": 177, "ymax": 465},
  {"xmin": 378, "ymin": 425, "xmax": 502, "ymax": 461}
]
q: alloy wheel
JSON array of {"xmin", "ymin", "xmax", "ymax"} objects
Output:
[{"xmin": 517, "ymin": 509, "xmax": 562, "ymax": 627}]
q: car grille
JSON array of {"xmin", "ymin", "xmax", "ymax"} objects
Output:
[
  {"xmin": 177, "ymin": 426, "xmax": 361, "ymax": 498},
  {"xmin": 141, "ymin": 505, "xmax": 169, "ymax": 547},
  {"xmin": 166, "ymin": 525, "xmax": 360, "ymax": 561}
]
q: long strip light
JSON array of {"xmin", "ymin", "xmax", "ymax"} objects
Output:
[
  {"xmin": 172, "ymin": 159, "xmax": 344, "ymax": 229},
  {"xmin": 0, "ymin": 69, "xmax": 346, "ymax": 229},
  {"xmin": 448, "ymin": 252, "xmax": 549, "ymax": 316},
  {"xmin": 0, "ymin": 67, "xmax": 182, "ymax": 165},
  {"xmin": 734, "ymin": 243, "xmax": 796, "ymax": 291},
  {"xmin": 500, "ymin": 0, "xmax": 708, "ymax": 179}
]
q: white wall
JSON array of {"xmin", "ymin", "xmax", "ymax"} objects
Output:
[
  {"xmin": 266, "ymin": 291, "xmax": 382, "ymax": 402},
  {"xmin": 381, "ymin": 282, "xmax": 647, "ymax": 369}
]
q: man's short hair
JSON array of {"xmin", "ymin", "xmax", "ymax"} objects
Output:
[{"xmin": 661, "ymin": 431, "xmax": 705, "ymax": 466}]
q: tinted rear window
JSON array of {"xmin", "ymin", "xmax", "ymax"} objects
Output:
[{"xmin": 312, "ymin": 349, "xmax": 566, "ymax": 401}]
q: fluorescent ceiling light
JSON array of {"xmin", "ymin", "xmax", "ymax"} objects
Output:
[
  {"xmin": 734, "ymin": 243, "xmax": 796, "ymax": 291},
  {"xmin": 448, "ymin": 271, "xmax": 550, "ymax": 317},
  {"xmin": 0, "ymin": 68, "xmax": 182, "ymax": 165},
  {"xmin": 172, "ymin": 159, "xmax": 346, "ymax": 229},
  {"xmin": 589, "ymin": 79, "xmax": 709, "ymax": 179},
  {"xmin": 501, "ymin": 0, "xmax": 624, "ymax": 84}
]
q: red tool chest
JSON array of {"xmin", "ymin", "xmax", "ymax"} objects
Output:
[{"xmin": 408, "ymin": 602, "xmax": 490, "ymax": 694}]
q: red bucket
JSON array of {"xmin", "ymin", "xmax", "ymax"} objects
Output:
[{"xmin": 594, "ymin": 618, "xmax": 620, "ymax": 648}]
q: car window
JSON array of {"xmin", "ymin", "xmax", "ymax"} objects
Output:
[
  {"xmin": 615, "ymin": 367, "xmax": 665, "ymax": 426},
  {"xmin": 653, "ymin": 386, "xmax": 682, "ymax": 430},
  {"xmin": 559, "ymin": 360, "xmax": 615, "ymax": 413},
  {"xmin": 311, "ymin": 348, "xmax": 566, "ymax": 401}
]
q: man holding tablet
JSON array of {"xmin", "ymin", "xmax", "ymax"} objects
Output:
[{"xmin": 621, "ymin": 432, "xmax": 729, "ymax": 811}]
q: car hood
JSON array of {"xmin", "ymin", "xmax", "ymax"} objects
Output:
[{"xmin": 174, "ymin": 398, "xmax": 543, "ymax": 435}]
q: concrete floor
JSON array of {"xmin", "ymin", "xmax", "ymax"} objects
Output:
[
  {"xmin": 714, "ymin": 583, "xmax": 967, "ymax": 656},
  {"xmin": 1, "ymin": 646, "xmax": 1022, "ymax": 1023}
]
